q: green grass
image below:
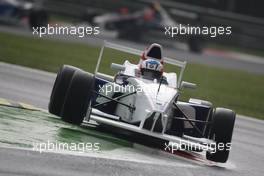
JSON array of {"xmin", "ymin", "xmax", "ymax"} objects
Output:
[
  {"xmin": 0, "ymin": 106, "xmax": 132, "ymax": 150},
  {"xmin": 0, "ymin": 32, "xmax": 263, "ymax": 119}
]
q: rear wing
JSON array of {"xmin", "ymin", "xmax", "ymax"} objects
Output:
[{"xmin": 95, "ymin": 41, "xmax": 187, "ymax": 88}]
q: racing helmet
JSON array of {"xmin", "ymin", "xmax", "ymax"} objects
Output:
[{"xmin": 140, "ymin": 59, "xmax": 163, "ymax": 80}]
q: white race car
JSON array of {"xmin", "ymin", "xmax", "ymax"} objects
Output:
[{"xmin": 49, "ymin": 41, "xmax": 236, "ymax": 163}]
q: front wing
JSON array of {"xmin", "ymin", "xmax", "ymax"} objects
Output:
[{"xmin": 86, "ymin": 108, "xmax": 215, "ymax": 153}]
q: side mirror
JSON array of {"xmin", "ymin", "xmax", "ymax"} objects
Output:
[
  {"xmin": 180, "ymin": 81, "xmax": 197, "ymax": 90},
  {"xmin": 111, "ymin": 63, "xmax": 126, "ymax": 71}
]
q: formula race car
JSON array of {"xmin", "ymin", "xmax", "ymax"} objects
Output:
[
  {"xmin": 0, "ymin": 0, "xmax": 48, "ymax": 28},
  {"xmin": 49, "ymin": 41, "xmax": 236, "ymax": 163}
]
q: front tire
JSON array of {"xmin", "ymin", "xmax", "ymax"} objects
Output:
[
  {"xmin": 49, "ymin": 65, "xmax": 78, "ymax": 116},
  {"xmin": 206, "ymin": 108, "xmax": 236, "ymax": 163},
  {"xmin": 60, "ymin": 70, "xmax": 94, "ymax": 125}
]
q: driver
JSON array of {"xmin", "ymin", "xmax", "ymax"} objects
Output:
[
  {"xmin": 140, "ymin": 59, "xmax": 163, "ymax": 80},
  {"xmin": 139, "ymin": 43, "xmax": 164, "ymax": 80}
]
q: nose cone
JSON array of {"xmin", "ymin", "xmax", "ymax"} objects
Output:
[
  {"xmin": 151, "ymin": 85, "xmax": 177, "ymax": 112},
  {"xmin": 137, "ymin": 79, "xmax": 178, "ymax": 112}
]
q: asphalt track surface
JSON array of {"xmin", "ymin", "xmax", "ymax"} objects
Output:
[
  {"xmin": 0, "ymin": 62, "xmax": 264, "ymax": 176},
  {"xmin": 1, "ymin": 25, "xmax": 264, "ymax": 75}
]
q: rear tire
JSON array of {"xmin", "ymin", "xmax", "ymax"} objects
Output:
[
  {"xmin": 61, "ymin": 70, "xmax": 94, "ymax": 125},
  {"xmin": 49, "ymin": 65, "xmax": 78, "ymax": 116},
  {"xmin": 206, "ymin": 108, "xmax": 236, "ymax": 163},
  {"xmin": 29, "ymin": 9, "xmax": 49, "ymax": 29},
  {"xmin": 188, "ymin": 36, "xmax": 203, "ymax": 53}
]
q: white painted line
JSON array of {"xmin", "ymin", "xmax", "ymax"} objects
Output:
[
  {"xmin": 204, "ymin": 49, "xmax": 264, "ymax": 65},
  {"xmin": 228, "ymin": 51, "xmax": 264, "ymax": 65},
  {"xmin": 237, "ymin": 114, "xmax": 264, "ymax": 124}
]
